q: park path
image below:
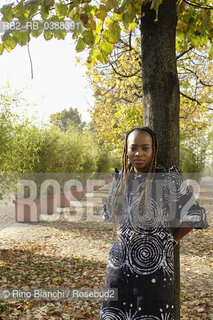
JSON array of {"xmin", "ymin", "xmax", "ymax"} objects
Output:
[{"xmin": 0, "ymin": 183, "xmax": 113, "ymax": 239}]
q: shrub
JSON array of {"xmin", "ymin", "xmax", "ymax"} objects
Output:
[{"xmin": 180, "ymin": 147, "xmax": 206, "ymax": 182}]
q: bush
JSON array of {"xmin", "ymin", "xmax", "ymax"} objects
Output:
[
  {"xmin": 108, "ymin": 150, "xmax": 122, "ymax": 172},
  {"xmin": 180, "ymin": 147, "xmax": 206, "ymax": 182},
  {"xmin": 96, "ymin": 149, "xmax": 112, "ymax": 173}
]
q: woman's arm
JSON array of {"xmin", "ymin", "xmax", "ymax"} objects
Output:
[
  {"xmin": 167, "ymin": 166, "xmax": 209, "ymax": 245},
  {"xmin": 173, "ymin": 222, "xmax": 193, "ymax": 242}
]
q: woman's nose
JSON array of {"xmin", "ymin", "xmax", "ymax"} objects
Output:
[{"xmin": 135, "ymin": 149, "xmax": 143, "ymax": 156}]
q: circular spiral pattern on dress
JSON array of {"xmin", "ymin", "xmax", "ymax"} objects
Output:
[
  {"xmin": 117, "ymin": 215, "xmax": 132, "ymax": 235},
  {"xmin": 108, "ymin": 236, "xmax": 127, "ymax": 269},
  {"xmin": 100, "ymin": 307, "xmax": 126, "ymax": 320},
  {"xmin": 128, "ymin": 234, "xmax": 163, "ymax": 275},
  {"xmin": 165, "ymin": 171, "xmax": 188, "ymax": 200},
  {"xmin": 164, "ymin": 240, "xmax": 174, "ymax": 275},
  {"xmin": 129, "ymin": 196, "xmax": 161, "ymax": 230},
  {"xmin": 162, "ymin": 193, "xmax": 177, "ymax": 226},
  {"xmin": 134, "ymin": 316, "xmax": 160, "ymax": 320}
]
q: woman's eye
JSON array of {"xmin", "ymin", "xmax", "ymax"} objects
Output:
[{"xmin": 129, "ymin": 147, "xmax": 150, "ymax": 151}]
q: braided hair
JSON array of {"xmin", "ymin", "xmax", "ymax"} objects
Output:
[{"xmin": 111, "ymin": 126, "xmax": 159, "ymax": 233}]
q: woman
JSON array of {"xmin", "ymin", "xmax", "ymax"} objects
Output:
[{"xmin": 99, "ymin": 126, "xmax": 208, "ymax": 320}]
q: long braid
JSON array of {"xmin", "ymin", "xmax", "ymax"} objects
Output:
[{"xmin": 111, "ymin": 126, "xmax": 159, "ymax": 233}]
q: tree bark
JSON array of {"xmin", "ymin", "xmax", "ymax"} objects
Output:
[
  {"xmin": 140, "ymin": 0, "xmax": 180, "ymax": 167},
  {"xmin": 140, "ymin": 1, "xmax": 180, "ymax": 319}
]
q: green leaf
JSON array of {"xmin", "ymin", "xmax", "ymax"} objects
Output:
[
  {"xmin": 1, "ymin": 4, "xmax": 13, "ymax": 21},
  {"xmin": 30, "ymin": 20, "xmax": 43, "ymax": 37},
  {"xmin": 105, "ymin": 0, "xmax": 116, "ymax": 11},
  {"xmin": 127, "ymin": 3, "xmax": 135, "ymax": 18},
  {"xmin": 72, "ymin": 20, "xmax": 82, "ymax": 39},
  {"xmin": 49, "ymin": 14, "xmax": 60, "ymax": 21},
  {"xmin": 125, "ymin": 22, "xmax": 136, "ymax": 31},
  {"xmin": 108, "ymin": 21, "xmax": 120, "ymax": 43},
  {"xmin": 72, "ymin": 31, "xmax": 80, "ymax": 39},
  {"xmin": 96, "ymin": 5, "xmax": 107, "ymax": 21},
  {"xmin": 82, "ymin": 30, "xmax": 95, "ymax": 45},
  {"xmin": 79, "ymin": 13, "xmax": 89, "ymax": 25},
  {"xmin": 85, "ymin": 16, "xmax": 96, "ymax": 30},
  {"xmin": 14, "ymin": 1, "xmax": 25, "ymax": 19},
  {"xmin": 123, "ymin": 12, "xmax": 132, "ymax": 24},
  {"xmin": 86, "ymin": 58, "xmax": 96, "ymax": 69},
  {"xmin": 113, "ymin": 13, "xmax": 123, "ymax": 21},
  {"xmin": 41, "ymin": 6, "xmax": 50, "ymax": 19},
  {"xmin": 13, "ymin": 32, "xmax": 29, "ymax": 46},
  {"xmin": 89, "ymin": 46, "xmax": 98, "ymax": 60},
  {"xmin": 41, "ymin": 1, "xmax": 53, "ymax": 19},
  {"xmin": 201, "ymin": 10, "xmax": 210, "ymax": 36},
  {"xmin": 0, "ymin": 44, "xmax": 4, "ymax": 55},
  {"xmin": 55, "ymin": 2, "xmax": 68, "ymax": 19},
  {"xmin": 100, "ymin": 40, "xmax": 113, "ymax": 54},
  {"xmin": 2, "ymin": 31, "xmax": 10, "ymax": 42},
  {"xmin": 75, "ymin": 37, "xmax": 86, "ymax": 52},
  {"xmin": 102, "ymin": 29, "xmax": 111, "ymax": 41},
  {"xmin": 97, "ymin": 49, "xmax": 108, "ymax": 63},
  {"xmin": 43, "ymin": 32, "xmax": 53, "ymax": 40},
  {"xmin": 84, "ymin": 5, "xmax": 97, "ymax": 16},
  {"xmin": 43, "ymin": 0, "xmax": 53, "ymax": 5},
  {"xmin": 3, "ymin": 36, "xmax": 17, "ymax": 52},
  {"xmin": 22, "ymin": 11, "xmax": 30, "ymax": 20},
  {"xmin": 190, "ymin": 34, "xmax": 201, "ymax": 46},
  {"xmin": 54, "ymin": 31, "xmax": 66, "ymax": 39},
  {"xmin": 94, "ymin": 34, "xmax": 101, "ymax": 45},
  {"xmin": 25, "ymin": 0, "xmax": 40, "ymax": 19},
  {"xmin": 31, "ymin": 29, "xmax": 42, "ymax": 38}
]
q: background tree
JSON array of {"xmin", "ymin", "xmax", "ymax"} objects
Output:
[
  {"xmin": 0, "ymin": 85, "xmax": 116, "ymax": 200},
  {"xmin": 87, "ymin": 42, "xmax": 212, "ymax": 164},
  {"xmin": 50, "ymin": 107, "xmax": 87, "ymax": 131}
]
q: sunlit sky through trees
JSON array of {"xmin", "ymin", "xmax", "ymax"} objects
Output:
[{"xmin": 0, "ymin": 7, "xmax": 93, "ymax": 124}]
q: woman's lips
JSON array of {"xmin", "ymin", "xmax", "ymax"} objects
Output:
[{"xmin": 134, "ymin": 160, "xmax": 145, "ymax": 164}]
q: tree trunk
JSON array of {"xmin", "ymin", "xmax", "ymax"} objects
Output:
[
  {"xmin": 140, "ymin": 1, "xmax": 180, "ymax": 319},
  {"xmin": 140, "ymin": 0, "xmax": 180, "ymax": 167}
]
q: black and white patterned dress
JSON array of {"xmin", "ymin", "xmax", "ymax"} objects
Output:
[{"xmin": 99, "ymin": 165, "xmax": 208, "ymax": 320}]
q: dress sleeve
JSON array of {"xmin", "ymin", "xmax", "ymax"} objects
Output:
[
  {"xmin": 166, "ymin": 165, "xmax": 209, "ymax": 229},
  {"xmin": 101, "ymin": 168, "xmax": 120, "ymax": 221}
]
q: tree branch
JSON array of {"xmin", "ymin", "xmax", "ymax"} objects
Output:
[
  {"xmin": 185, "ymin": 67, "xmax": 213, "ymax": 87},
  {"xmin": 180, "ymin": 91, "xmax": 201, "ymax": 105},
  {"xmin": 120, "ymin": 97, "xmax": 134, "ymax": 103},
  {"xmin": 133, "ymin": 82, "xmax": 142, "ymax": 90},
  {"xmin": 129, "ymin": 32, "xmax": 132, "ymax": 51},
  {"xmin": 109, "ymin": 60, "xmax": 141, "ymax": 78},
  {"xmin": 176, "ymin": 47, "xmax": 193, "ymax": 60},
  {"xmin": 183, "ymin": 0, "xmax": 213, "ymax": 9},
  {"xmin": 134, "ymin": 92, "xmax": 143, "ymax": 99},
  {"xmin": 27, "ymin": 41, "xmax": 33, "ymax": 79}
]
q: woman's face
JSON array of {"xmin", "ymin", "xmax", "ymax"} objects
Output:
[{"xmin": 127, "ymin": 130, "xmax": 153, "ymax": 173}]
